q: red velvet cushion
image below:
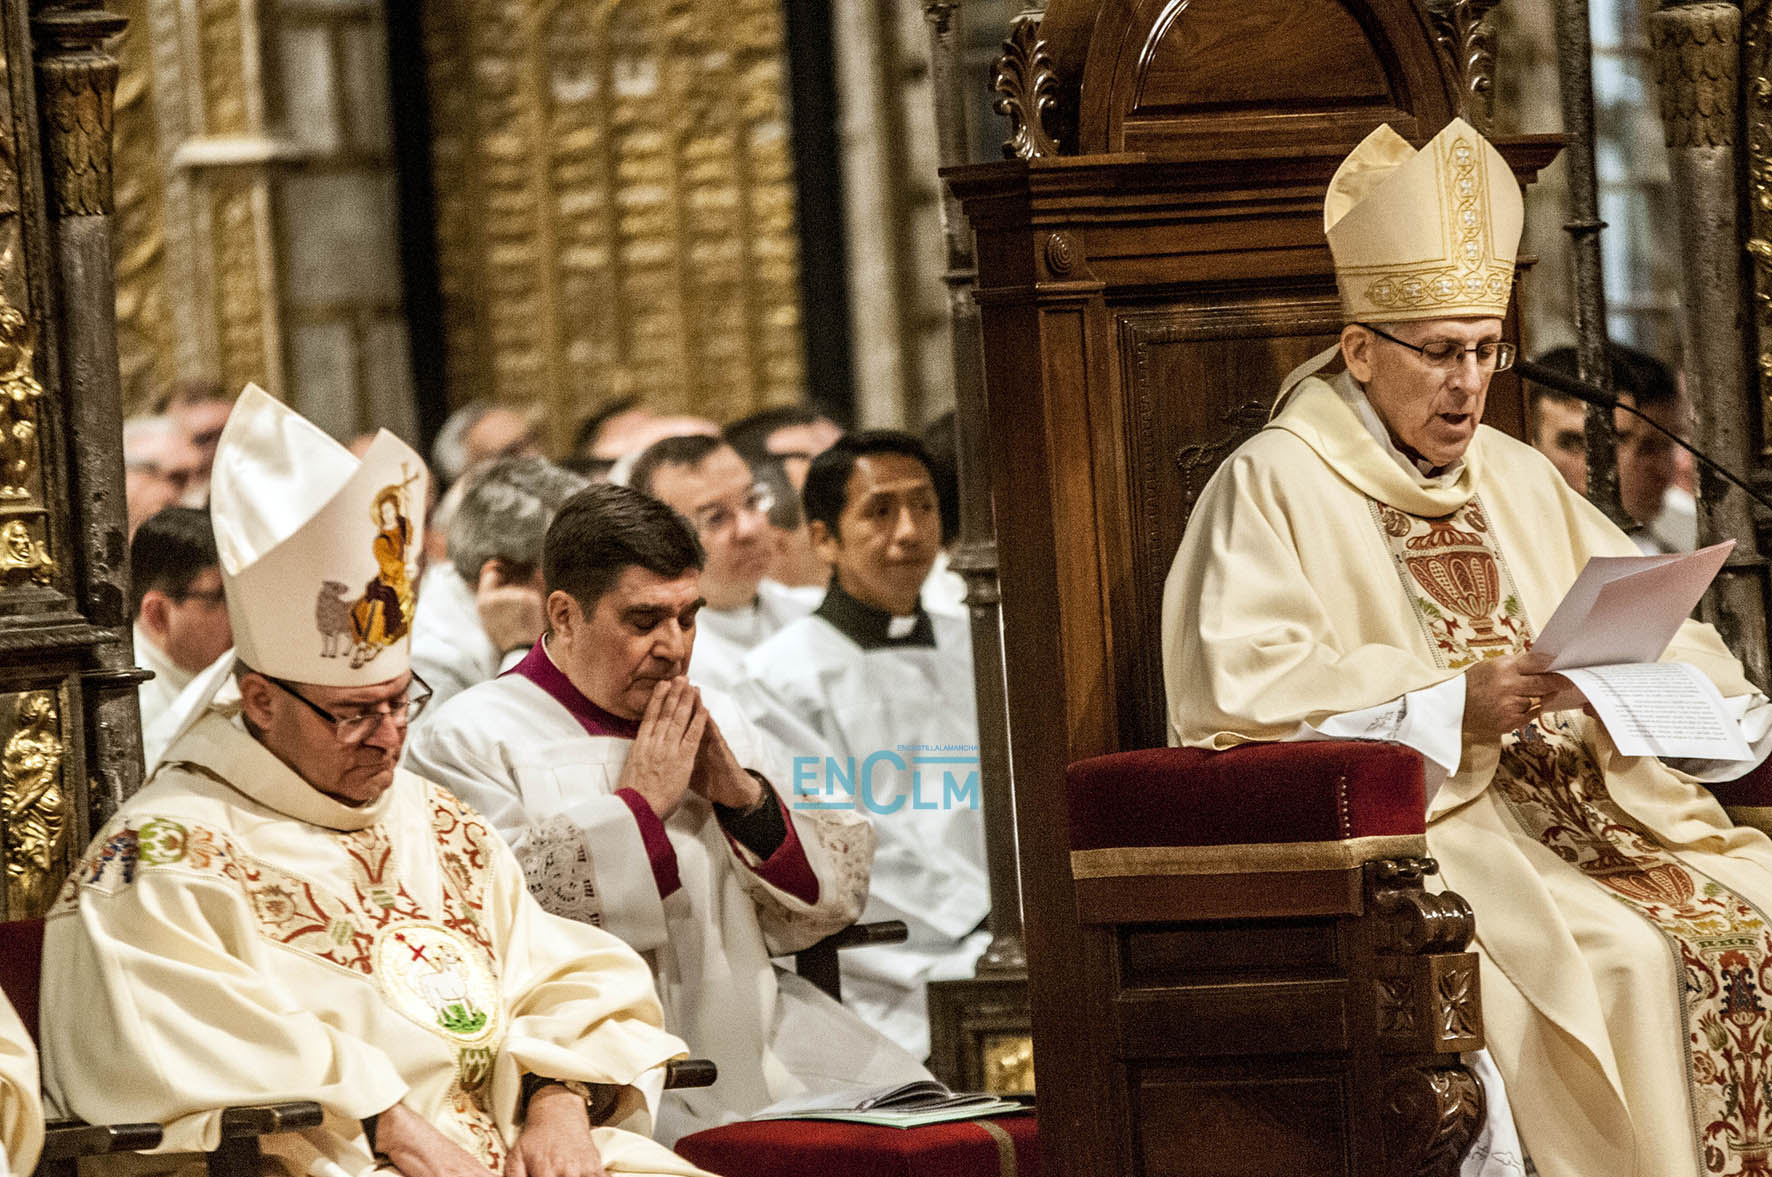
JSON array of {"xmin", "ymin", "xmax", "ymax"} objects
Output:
[
  {"xmin": 0, "ymin": 919, "xmax": 42, "ymax": 1042},
  {"xmin": 674, "ymin": 1113, "xmax": 1038, "ymax": 1177},
  {"xmin": 1704, "ymin": 755, "xmax": 1772, "ymax": 810},
  {"xmin": 1067, "ymin": 742, "xmax": 1424, "ymax": 850}
]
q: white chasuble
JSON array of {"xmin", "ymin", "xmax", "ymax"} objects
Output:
[
  {"xmin": 0, "ymin": 990, "xmax": 40, "ymax": 1177},
  {"xmin": 1164, "ymin": 371, "xmax": 1772, "ymax": 1177},
  {"xmin": 402, "ymin": 640, "xmax": 927, "ymax": 1143},
  {"xmin": 43, "ymin": 710, "xmax": 706, "ymax": 1177}
]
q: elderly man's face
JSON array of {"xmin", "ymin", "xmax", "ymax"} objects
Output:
[
  {"xmin": 645, "ymin": 446, "xmax": 773, "ymax": 611},
  {"xmin": 239, "ymin": 670, "xmax": 416, "ymax": 805},
  {"xmin": 547, "ymin": 566, "xmax": 704, "ymax": 720},
  {"xmin": 1343, "ymin": 317, "xmax": 1504, "ymax": 469},
  {"xmin": 465, "ymin": 408, "xmax": 544, "ymax": 468}
]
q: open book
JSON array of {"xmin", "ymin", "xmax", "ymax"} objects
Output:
[
  {"xmin": 1535, "ymin": 541, "xmax": 1751, "ymax": 760},
  {"xmin": 752, "ymin": 1079, "xmax": 1026, "ymax": 1128}
]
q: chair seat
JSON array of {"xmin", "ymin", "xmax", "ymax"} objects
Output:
[
  {"xmin": 673, "ymin": 1112, "xmax": 1038, "ymax": 1177},
  {"xmin": 1067, "ymin": 741, "xmax": 1426, "ymax": 850}
]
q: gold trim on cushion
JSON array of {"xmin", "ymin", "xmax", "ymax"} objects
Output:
[{"xmin": 1070, "ymin": 834, "xmax": 1428, "ymax": 878}]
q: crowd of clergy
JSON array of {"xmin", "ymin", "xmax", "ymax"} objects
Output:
[{"xmin": 2, "ymin": 113, "xmax": 1769, "ymax": 1177}]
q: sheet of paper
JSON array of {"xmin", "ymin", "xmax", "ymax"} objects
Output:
[
  {"xmin": 1560, "ymin": 662, "xmax": 1752, "ymax": 761},
  {"xmin": 1535, "ymin": 540, "xmax": 1734, "ymax": 671}
]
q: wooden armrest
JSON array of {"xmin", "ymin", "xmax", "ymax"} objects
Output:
[
  {"xmin": 41, "ymin": 1119, "xmax": 164, "ymax": 1160},
  {"xmin": 218, "ymin": 1102, "xmax": 325, "ymax": 1137},
  {"xmin": 664, "ymin": 1058, "xmax": 718, "ymax": 1089}
]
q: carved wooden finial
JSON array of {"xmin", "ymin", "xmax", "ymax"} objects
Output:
[
  {"xmin": 993, "ymin": 15, "xmax": 1061, "ymax": 160},
  {"xmin": 1425, "ymin": 0, "xmax": 1503, "ymax": 135}
]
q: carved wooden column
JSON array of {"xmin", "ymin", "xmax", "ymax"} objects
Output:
[
  {"xmin": 1425, "ymin": 0, "xmax": 1502, "ymax": 133},
  {"xmin": 1651, "ymin": 2, "xmax": 1768, "ymax": 684},
  {"xmin": 920, "ymin": 0, "xmax": 1032, "ymax": 1096},
  {"xmin": 30, "ymin": 0, "xmax": 144, "ymax": 830}
]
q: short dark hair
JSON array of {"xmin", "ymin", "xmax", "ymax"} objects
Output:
[
  {"xmin": 801, "ymin": 430, "xmax": 936, "ymax": 535},
  {"xmin": 724, "ymin": 403, "xmax": 842, "ymax": 467},
  {"xmin": 130, "ymin": 506, "xmax": 219, "ymax": 617},
  {"xmin": 571, "ymin": 395, "xmax": 643, "ymax": 458},
  {"xmin": 1531, "ymin": 342, "xmax": 1679, "ymax": 411},
  {"xmin": 628, "ymin": 434, "xmax": 728, "ymax": 497},
  {"xmin": 543, "ymin": 483, "xmax": 705, "ymax": 610}
]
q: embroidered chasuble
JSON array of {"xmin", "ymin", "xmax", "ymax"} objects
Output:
[
  {"xmin": 1163, "ymin": 370, "xmax": 1772, "ymax": 1177},
  {"xmin": 0, "ymin": 991, "xmax": 40, "ymax": 1177},
  {"xmin": 42, "ymin": 709, "xmax": 710, "ymax": 1177}
]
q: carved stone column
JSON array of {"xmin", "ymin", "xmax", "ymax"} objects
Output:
[
  {"xmin": 1552, "ymin": 0, "xmax": 1630, "ymax": 529},
  {"xmin": 1653, "ymin": 2, "xmax": 1770, "ymax": 685},
  {"xmin": 30, "ymin": 0, "xmax": 144, "ymax": 821}
]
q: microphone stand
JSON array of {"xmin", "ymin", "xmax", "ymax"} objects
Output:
[{"xmin": 1515, "ymin": 358, "xmax": 1772, "ymax": 519}]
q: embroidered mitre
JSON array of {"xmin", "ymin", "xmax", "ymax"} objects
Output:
[
  {"xmin": 1324, "ymin": 117, "xmax": 1523, "ymax": 323},
  {"xmin": 211, "ymin": 385, "xmax": 428, "ymax": 685}
]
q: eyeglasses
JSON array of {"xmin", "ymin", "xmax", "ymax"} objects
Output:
[
  {"xmin": 1358, "ymin": 323, "xmax": 1516, "ymax": 373},
  {"xmin": 692, "ymin": 484, "xmax": 775, "ymax": 536},
  {"xmin": 261, "ymin": 672, "xmax": 432, "ymax": 744}
]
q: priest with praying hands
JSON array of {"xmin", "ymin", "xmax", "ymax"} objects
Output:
[{"xmin": 1163, "ymin": 119, "xmax": 1772, "ymax": 1177}]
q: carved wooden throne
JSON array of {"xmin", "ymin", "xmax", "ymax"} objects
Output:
[{"xmin": 947, "ymin": 2, "xmax": 1558, "ymax": 1174}]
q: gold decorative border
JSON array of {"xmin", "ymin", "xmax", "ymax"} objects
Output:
[{"xmin": 1070, "ymin": 834, "xmax": 1428, "ymax": 878}]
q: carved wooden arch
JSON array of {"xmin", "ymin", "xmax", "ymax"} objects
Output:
[{"xmin": 1042, "ymin": 0, "xmax": 1465, "ymax": 156}]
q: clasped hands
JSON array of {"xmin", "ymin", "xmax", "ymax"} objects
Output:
[
  {"xmin": 617, "ymin": 677, "xmax": 763, "ymax": 820},
  {"xmin": 1461, "ymin": 651, "xmax": 1587, "ymax": 743},
  {"xmin": 370, "ymin": 1089, "xmax": 609, "ymax": 1177}
]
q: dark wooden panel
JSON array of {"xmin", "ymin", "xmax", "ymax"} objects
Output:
[
  {"xmin": 1122, "ymin": 919, "xmax": 1343, "ymax": 987},
  {"xmin": 1133, "ymin": 0, "xmax": 1391, "ymax": 115},
  {"xmin": 1076, "ymin": 869, "xmax": 1366, "ymax": 923},
  {"xmin": 1115, "ymin": 980, "xmax": 1350, "ymax": 1057},
  {"xmin": 1136, "ymin": 1070, "xmax": 1350, "ymax": 1177}
]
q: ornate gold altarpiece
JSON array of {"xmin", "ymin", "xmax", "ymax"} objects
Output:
[
  {"xmin": 415, "ymin": 0, "xmax": 809, "ymax": 447},
  {"xmin": 0, "ymin": 0, "xmax": 142, "ymax": 921}
]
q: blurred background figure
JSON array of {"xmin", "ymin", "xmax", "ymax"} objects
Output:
[
  {"xmin": 629, "ymin": 434, "xmax": 813, "ymax": 692},
  {"xmin": 1528, "ymin": 342, "xmax": 1694, "ymax": 553},
  {"xmin": 410, "ymin": 456, "xmax": 588, "ymax": 715},
  {"xmin": 430, "ymin": 399, "xmax": 546, "ymax": 489},
  {"xmin": 159, "ymin": 378, "xmax": 231, "ymax": 502},
  {"xmin": 570, "ymin": 396, "xmax": 721, "ymax": 481},
  {"xmin": 918, "ymin": 409, "xmax": 965, "ymax": 616},
  {"xmin": 122, "ymin": 415, "xmax": 203, "ymax": 536},
  {"xmin": 129, "ymin": 505, "xmax": 232, "ymax": 730},
  {"xmin": 726, "ymin": 404, "xmax": 845, "ymax": 595}
]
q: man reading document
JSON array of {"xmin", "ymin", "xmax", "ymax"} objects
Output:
[{"xmin": 1163, "ymin": 119, "xmax": 1772, "ymax": 1177}]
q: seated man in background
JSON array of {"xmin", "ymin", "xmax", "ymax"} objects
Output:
[
  {"xmin": 130, "ymin": 506, "xmax": 232, "ymax": 731},
  {"xmin": 743, "ymin": 432, "xmax": 988, "ymax": 1061},
  {"xmin": 1528, "ymin": 341, "xmax": 1694, "ymax": 552},
  {"xmin": 0, "ymin": 990, "xmax": 40, "ymax": 1177},
  {"xmin": 628, "ymin": 436, "xmax": 814, "ymax": 693},
  {"xmin": 430, "ymin": 399, "xmax": 545, "ymax": 490},
  {"xmin": 405, "ymin": 484, "xmax": 926, "ymax": 1142},
  {"xmin": 48, "ymin": 387, "xmax": 705, "ymax": 1177},
  {"xmin": 411, "ymin": 457, "xmax": 587, "ymax": 715},
  {"xmin": 122, "ymin": 416, "xmax": 203, "ymax": 536},
  {"xmin": 725, "ymin": 405, "xmax": 844, "ymax": 596},
  {"xmin": 159, "ymin": 378, "xmax": 232, "ymax": 503}
]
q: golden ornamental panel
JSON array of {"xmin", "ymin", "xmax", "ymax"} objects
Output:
[
  {"xmin": 111, "ymin": 0, "xmax": 175, "ymax": 415},
  {"xmin": 1, "ymin": 689, "xmax": 71, "ymax": 916},
  {"xmin": 422, "ymin": 0, "xmax": 806, "ymax": 442}
]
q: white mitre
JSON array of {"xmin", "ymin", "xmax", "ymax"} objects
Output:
[
  {"xmin": 211, "ymin": 384, "xmax": 428, "ymax": 684},
  {"xmin": 1324, "ymin": 117, "xmax": 1523, "ymax": 324}
]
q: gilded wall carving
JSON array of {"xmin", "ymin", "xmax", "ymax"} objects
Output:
[
  {"xmin": 422, "ymin": 0, "xmax": 807, "ymax": 442},
  {"xmin": 1, "ymin": 691, "xmax": 69, "ymax": 915},
  {"xmin": 111, "ymin": 0, "xmax": 173, "ymax": 413},
  {"xmin": 1746, "ymin": 0, "xmax": 1772, "ymax": 449}
]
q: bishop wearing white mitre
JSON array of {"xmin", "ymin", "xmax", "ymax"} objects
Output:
[
  {"xmin": 1163, "ymin": 118, "xmax": 1772, "ymax": 1177},
  {"xmin": 42, "ymin": 387, "xmax": 708, "ymax": 1177}
]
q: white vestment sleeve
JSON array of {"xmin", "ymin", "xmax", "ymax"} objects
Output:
[
  {"xmin": 401, "ymin": 727, "xmax": 671, "ymax": 952},
  {"xmin": 0, "ymin": 992, "xmax": 39, "ymax": 1177},
  {"xmin": 1662, "ymin": 692, "xmax": 1772, "ymax": 781},
  {"xmin": 1289, "ymin": 674, "xmax": 1466, "ymax": 802}
]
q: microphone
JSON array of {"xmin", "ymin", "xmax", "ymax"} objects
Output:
[{"xmin": 1514, "ymin": 357, "xmax": 1772, "ymax": 519}]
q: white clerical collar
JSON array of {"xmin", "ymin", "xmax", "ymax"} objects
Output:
[{"xmin": 1336, "ymin": 380, "xmax": 1465, "ymax": 487}]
